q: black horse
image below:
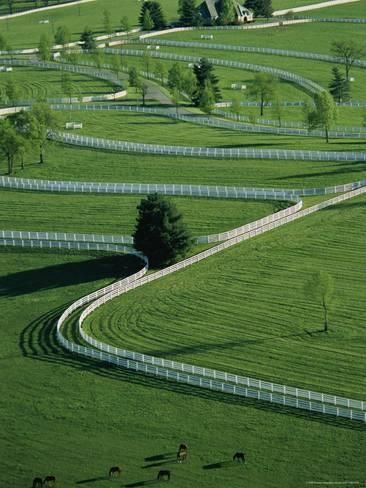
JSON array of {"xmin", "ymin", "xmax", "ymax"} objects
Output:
[
  {"xmin": 44, "ymin": 476, "xmax": 56, "ymax": 487},
  {"xmin": 32, "ymin": 477, "xmax": 43, "ymax": 488},
  {"xmin": 109, "ymin": 466, "xmax": 121, "ymax": 477},
  {"xmin": 157, "ymin": 469, "xmax": 170, "ymax": 481},
  {"xmin": 233, "ymin": 452, "xmax": 245, "ymax": 463}
]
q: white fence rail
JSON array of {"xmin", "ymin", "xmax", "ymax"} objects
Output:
[
  {"xmin": 50, "ymin": 130, "xmax": 366, "ymax": 162},
  {"xmin": 0, "ymin": 229, "xmax": 133, "ymax": 244},
  {"xmin": 1, "ymin": 176, "xmax": 365, "ymax": 198},
  {"xmin": 50, "ymin": 103, "xmax": 366, "ymax": 139},
  {"xmin": 139, "ymin": 38, "xmax": 366, "ymax": 69},
  {"xmin": 53, "ymin": 185, "xmax": 366, "ymax": 422},
  {"xmin": 0, "ymin": 237, "xmax": 134, "ymax": 253},
  {"xmin": 0, "ymin": 58, "xmax": 124, "ymax": 88},
  {"xmin": 105, "ymin": 48, "xmax": 324, "ymax": 94}
]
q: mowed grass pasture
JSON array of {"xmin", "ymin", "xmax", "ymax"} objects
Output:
[
  {"xmin": 0, "ymin": 66, "xmax": 116, "ymax": 102},
  {"xmin": 3, "ymin": 142, "xmax": 366, "ymax": 189},
  {"xmin": 85, "ymin": 194, "xmax": 366, "ymax": 400},
  {"xmin": 58, "ymin": 109, "xmax": 366, "ymax": 150},
  {"xmin": 1, "ymin": 0, "xmax": 366, "ymax": 486},
  {"xmin": 0, "ymin": 188, "xmax": 280, "ymax": 237}
]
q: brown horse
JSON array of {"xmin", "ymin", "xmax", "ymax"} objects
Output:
[
  {"xmin": 32, "ymin": 477, "xmax": 43, "ymax": 488},
  {"xmin": 109, "ymin": 466, "xmax": 121, "ymax": 477},
  {"xmin": 157, "ymin": 469, "xmax": 170, "ymax": 481},
  {"xmin": 233, "ymin": 452, "xmax": 245, "ymax": 463},
  {"xmin": 176, "ymin": 449, "xmax": 187, "ymax": 463},
  {"xmin": 177, "ymin": 443, "xmax": 188, "ymax": 463},
  {"xmin": 44, "ymin": 476, "xmax": 56, "ymax": 487}
]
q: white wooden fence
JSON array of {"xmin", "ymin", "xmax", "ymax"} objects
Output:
[{"xmin": 54, "ymin": 185, "xmax": 366, "ymax": 423}]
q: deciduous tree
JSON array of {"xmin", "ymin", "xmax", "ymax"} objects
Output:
[
  {"xmin": 331, "ymin": 40, "xmax": 365, "ymax": 81},
  {"xmin": 38, "ymin": 33, "xmax": 52, "ymax": 61},
  {"xmin": 249, "ymin": 72, "xmax": 277, "ymax": 116},
  {"xmin": 30, "ymin": 102, "xmax": 59, "ymax": 164},
  {"xmin": 305, "ymin": 91, "xmax": 337, "ymax": 143}
]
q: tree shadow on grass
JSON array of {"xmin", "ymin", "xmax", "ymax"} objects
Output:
[
  {"xmin": 0, "ymin": 252, "xmax": 143, "ymax": 297},
  {"xmin": 18, "ymin": 303, "xmax": 366, "ymax": 434}
]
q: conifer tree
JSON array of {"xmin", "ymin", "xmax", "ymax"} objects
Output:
[
  {"xmin": 192, "ymin": 58, "xmax": 221, "ymax": 106},
  {"xmin": 329, "ymin": 66, "xmax": 350, "ymax": 103},
  {"xmin": 133, "ymin": 193, "xmax": 192, "ymax": 267}
]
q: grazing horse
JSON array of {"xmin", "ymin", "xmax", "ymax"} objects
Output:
[
  {"xmin": 32, "ymin": 477, "xmax": 43, "ymax": 488},
  {"xmin": 44, "ymin": 475, "xmax": 56, "ymax": 487},
  {"xmin": 177, "ymin": 443, "xmax": 188, "ymax": 463},
  {"xmin": 157, "ymin": 470, "xmax": 170, "ymax": 481},
  {"xmin": 109, "ymin": 466, "xmax": 121, "ymax": 477},
  {"xmin": 233, "ymin": 452, "xmax": 245, "ymax": 463},
  {"xmin": 176, "ymin": 449, "xmax": 187, "ymax": 463}
]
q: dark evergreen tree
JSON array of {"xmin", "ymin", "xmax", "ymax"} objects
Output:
[
  {"xmin": 80, "ymin": 27, "xmax": 96, "ymax": 51},
  {"xmin": 245, "ymin": 0, "xmax": 272, "ymax": 17},
  {"xmin": 178, "ymin": 0, "xmax": 200, "ymax": 26},
  {"xmin": 133, "ymin": 193, "xmax": 192, "ymax": 267},
  {"xmin": 139, "ymin": 1, "xmax": 167, "ymax": 30},
  {"xmin": 329, "ymin": 66, "xmax": 350, "ymax": 103},
  {"xmin": 192, "ymin": 58, "xmax": 222, "ymax": 106}
]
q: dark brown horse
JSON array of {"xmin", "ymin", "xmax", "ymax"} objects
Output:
[
  {"xmin": 157, "ymin": 470, "xmax": 170, "ymax": 481},
  {"xmin": 109, "ymin": 466, "xmax": 121, "ymax": 477},
  {"xmin": 233, "ymin": 452, "xmax": 245, "ymax": 463},
  {"xmin": 44, "ymin": 476, "xmax": 56, "ymax": 487},
  {"xmin": 32, "ymin": 477, "xmax": 43, "ymax": 488}
]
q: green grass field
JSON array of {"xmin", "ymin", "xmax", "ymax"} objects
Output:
[
  {"xmin": 1, "ymin": 3, "xmax": 366, "ymax": 486},
  {"xmin": 0, "ymin": 0, "xmax": 79, "ymax": 16},
  {"xmin": 128, "ymin": 45, "xmax": 366, "ymax": 103},
  {"xmin": 305, "ymin": 0, "xmax": 366, "ymax": 17},
  {"xmin": 58, "ymin": 109, "xmax": 366, "ymax": 150},
  {"xmin": 0, "ymin": 66, "xmax": 116, "ymax": 102},
  {"xmin": 0, "ymin": 248, "xmax": 365, "ymax": 488},
  {"xmin": 85, "ymin": 194, "xmax": 366, "ymax": 400},
  {"xmin": 0, "ymin": 0, "xmax": 177, "ymax": 49},
  {"xmin": 3, "ymin": 142, "xmax": 366, "ymax": 189},
  {"xmin": 157, "ymin": 21, "xmax": 366, "ymax": 55},
  {"xmin": 0, "ymin": 188, "xmax": 279, "ymax": 237}
]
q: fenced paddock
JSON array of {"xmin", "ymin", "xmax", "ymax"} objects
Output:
[
  {"xmin": 54, "ymin": 184, "xmax": 366, "ymax": 423},
  {"xmin": 50, "ymin": 131, "xmax": 366, "ymax": 162}
]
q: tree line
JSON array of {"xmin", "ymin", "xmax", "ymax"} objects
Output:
[{"xmin": 0, "ymin": 103, "xmax": 58, "ymax": 174}]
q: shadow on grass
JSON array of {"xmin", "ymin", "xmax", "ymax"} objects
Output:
[
  {"xmin": 76, "ymin": 476, "xmax": 107, "ymax": 484},
  {"xmin": 144, "ymin": 453, "xmax": 176, "ymax": 462},
  {"xmin": 18, "ymin": 302, "xmax": 366, "ymax": 434},
  {"xmin": 123, "ymin": 479, "xmax": 159, "ymax": 487},
  {"xmin": 202, "ymin": 460, "xmax": 242, "ymax": 470},
  {"xmin": 0, "ymin": 253, "xmax": 143, "ymax": 297}
]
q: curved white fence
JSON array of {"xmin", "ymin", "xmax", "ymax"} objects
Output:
[
  {"xmin": 2, "ymin": 171, "xmax": 364, "ymax": 421},
  {"xmin": 0, "ymin": 58, "xmax": 124, "ymax": 88},
  {"xmin": 54, "ymin": 185, "xmax": 366, "ymax": 423},
  {"xmin": 50, "ymin": 103, "xmax": 366, "ymax": 139},
  {"xmin": 105, "ymin": 48, "xmax": 324, "ymax": 94},
  {"xmin": 140, "ymin": 38, "xmax": 366, "ymax": 69},
  {"xmin": 1, "ymin": 175, "xmax": 365, "ymax": 198},
  {"xmin": 50, "ymin": 130, "xmax": 366, "ymax": 162}
]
